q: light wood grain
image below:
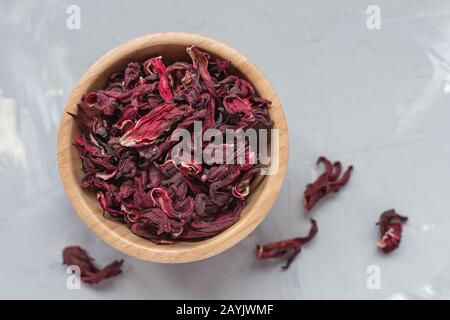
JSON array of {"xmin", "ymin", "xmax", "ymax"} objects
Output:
[{"xmin": 57, "ymin": 32, "xmax": 288, "ymax": 263}]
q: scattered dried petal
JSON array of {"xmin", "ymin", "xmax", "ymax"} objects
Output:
[
  {"xmin": 303, "ymin": 156, "xmax": 353, "ymax": 210},
  {"xmin": 256, "ymin": 219, "xmax": 318, "ymax": 270},
  {"xmin": 62, "ymin": 246, "xmax": 123, "ymax": 285},
  {"xmin": 377, "ymin": 209, "xmax": 408, "ymax": 253}
]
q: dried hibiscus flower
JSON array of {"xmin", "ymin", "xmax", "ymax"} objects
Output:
[
  {"xmin": 303, "ymin": 156, "xmax": 353, "ymax": 210},
  {"xmin": 71, "ymin": 46, "xmax": 272, "ymax": 244},
  {"xmin": 62, "ymin": 246, "xmax": 124, "ymax": 285},
  {"xmin": 377, "ymin": 209, "xmax": 408, "ymax": 253},
  {"xmin": 256, "ymin": 219, "xmax": 318, "ymax": 270}
]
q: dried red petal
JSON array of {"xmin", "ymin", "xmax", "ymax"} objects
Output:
[
  {"xmin": 62, "ymin": 246, "xmax": 123, "ymax": 285},
  {"xmin": 377, "ymin": 209, "xmax": 408, "ymax": 253},
  {"xmin": 186, "ymin": 46, "xmax": 217, "ymax": 97},
  {"xmin": 119, "ymin": 103, "xmax": 189, "ymax": 147},
  {"xmin": 74, "ymin": 134, "xmax": 99, "ymax": 155},
  {"xmin": 179, "ymin": 200, "xmax": 245, "ymax": 239},
  {"xmin": 256, "ymin": 219, "xmax": 318, "ymax": 270},
  {"xmin": 144, "ymin": 57, "xmax": 173, "ymax": 101},
  {"xmin": 303, "ymin": 157, "xmax": 353, "ymax": 210},
  {"xmin": 114, "ymin": 105, "xmax": 138, "ymax": 131},
  {"xmin": 82, "ymin": 92, "xmax": 117, "ymax": 116},
  {"xmin": 209, "ymin": 57, "xmax": 230, "ymax": 78}
]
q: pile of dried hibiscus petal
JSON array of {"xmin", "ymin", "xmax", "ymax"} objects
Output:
[{"xmin": 71, "ymin": 46, "xmax": 272, "ymax": 244}]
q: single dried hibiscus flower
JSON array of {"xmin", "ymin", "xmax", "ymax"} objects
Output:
[
  {"xmin": 62, "ymin": 246, "xmax": 123, "ymax": 285},
  {"xmin": 303, "ymin": 156, "xmax": 353, "ymax": 210},
  {"xmin": 377, "ymin": 209, "xmax": 408, "ymax": 253},
  {"xmin": 256, "ymin": 219, "xmax": 318, "ymax": 270}
]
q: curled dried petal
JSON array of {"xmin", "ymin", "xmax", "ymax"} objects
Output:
[
  {"xmin": 62, "ymin": 246, "xmax": 123, "ymax": 285},
  {"xmin": 377, "ymin": 209, "xmax": 408, "ymax": 253},
  {"xmin": 119, "ymin": 104, "xmax": 189, "ymax": 147},
  {"xmin": 75, "ymin": 134, "xmax": 99, "ymax": 155},
  {"xmin": 256, "ymin": 219, "xmax": 318, "ymax": 270},
  {"xmin": 144, "ymin": 57, "xmax": 173, "ymax": 101},
  {"xmin": 304, "ymin": 157, "xmax": 353, "ymax": 210},
  {"xmin": 124, "ymin": 62, "xmax": 142, "ymax": 89},
  {"xmin": 186, "ymin": 46, "xmax": 217, "ymax": 96},
  {"xmin": 82, "ymin": 92, "xmax": 117, "ymax": 116}
]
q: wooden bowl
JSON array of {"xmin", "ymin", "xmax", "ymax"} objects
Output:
[{"xmin": 57, "ymin": 32, "xmax": 288, "ymax": 263}]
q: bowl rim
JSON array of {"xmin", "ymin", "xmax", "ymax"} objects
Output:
[{"xmin": 57, "ymin": 32, "xmax": 288, "ymax": 263}]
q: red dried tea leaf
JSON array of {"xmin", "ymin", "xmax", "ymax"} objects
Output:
[
  {"xmin": 180, "ymin": 200, "xmax": 245, "ymax": 239},
  {"xmin": 114, "ymin": 105, "xmax": 138, "ymax": 131},
  {"xmin": 68, "ymin": 104, "xmax": 104, "ymax": 133},
  {"xmin": 303, "ymin": 156, "xmax": 353, "ymax": 210},
  {"xmin": 223, "ymin": 95, "xmax": 256, "ymax": 128},
  {"xmin": 377, "ymin": 209, "xmax": 408, "ymax": 253},
  {"xmin": 256, "ymin": 219, "xmax": 318, "ymax": 270},
  {"xmin": 71, "ymin": 47, "xmax": 272, "ymax": 243},
  {"xmin": 232, "ymin": 180, "xmax": 250, "ymax": 198},
  {"xmin": 124, "ymin": 62, "xmax": 142, "ymax": 89},
  {"xmin": 232, "ymin": 165, "xmax": 261, "ymax": 198},
  {"xmin": 186, "ymin": 46, "xmax": 217, "ymax": 97},
  {"xmin": 74, "ymin": 134, "xmax": 99, "ymax": 155},
  {"xmin": 119, "ymin": 103, "xmax": 189, "ymax": 147},
  {"xmin": 82, "ymin": 92, "xmax": 118, "ymax": 116},
  {"xmin": 144, "ymin": 57, "xmax": 173, "ymax": 102},
  {"xmin": 150, "ymin": 187, "xmax": 194, "ymax": 221},
  {"xmin": 62, "ymin": 246, "xmax": 123, "ymax": 285},
  {"xmin": 209, "ymin": 57, "xmax": 230, "ymax": 78}
]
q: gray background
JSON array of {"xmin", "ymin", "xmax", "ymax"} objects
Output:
[{"xmin": 1, "ymin": 0, "xmax": 450, "ymax": 299}]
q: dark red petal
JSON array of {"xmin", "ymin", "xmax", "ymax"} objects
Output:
[
  {"xmin": 377, "ymin": 209, "xmax": 408, "ymax": 253},
  {"xmin": 144, "ymin": 57, "xmax": 173, "ymax": 101},
  {"xmin": 186, "ymin": 46, "xmax": 217, "ymax": 96},
  {"xmin": 62, "ymin": 246, "xmax": 123, "ymax": 285},
  {"xmin": 256, "ymin": 219, "xmax": 318, "ymax": 270},
  {"xmin": 303, "ymin": 157, "xmax": 353, "ymax": 210}
]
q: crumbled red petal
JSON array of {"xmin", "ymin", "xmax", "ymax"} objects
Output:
[
  {"xmin": 114, "ymin": 105, "xmax": 138, "ymax": 131},
  {"xmin": 232, "ymin": 180, "xmax": 250, "ymax": 198},
  {"xmin": 82, "ymin": 92, "xmax": 117, "ymax": 116},
  {"xmin": 74, "ymin": 134, "xmax": 99, "ymax": 155},
  {"xmin": 70, "ymin": 47, "xmax": 272, "ymax": 243},
  {"xmin": 256, "ymin": 219, "xmax": 318, "ymax": 270},
  {"xmin": 62, "ymin": 246, "xmax": 123, "ymax": 285},
  {"xmin": 124, "ymin": 62, "xmax": 142, "ymax": 89},
  {"xmin": 303, "ymin": 157, "xmax": 353, "ymax": 210},
  {"xmin": 377, "ymin": 209, "xmax": 408, "ymax": 253}
]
